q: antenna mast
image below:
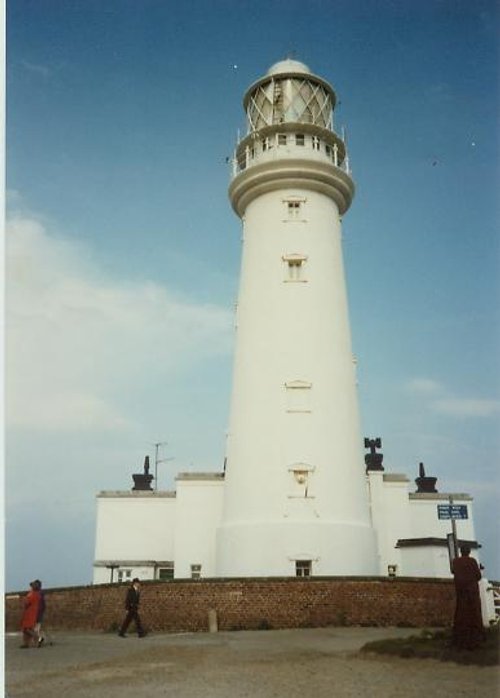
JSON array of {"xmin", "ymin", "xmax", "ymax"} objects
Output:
[{"xmin": 153, "ymin": 441, "xmax": 174, "ymax": 491}]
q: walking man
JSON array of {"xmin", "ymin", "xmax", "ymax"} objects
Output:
[{"xmin": 118, "ymin": 578, "xmax": 146, "ymax": 638}]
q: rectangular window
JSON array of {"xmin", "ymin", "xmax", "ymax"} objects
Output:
[
  {"xmin": 285, "ymin": 380, "xmax": 312, "ymax": 412},
  {"xmin": 278, "ymin": 133, "xmax": 287, "ymax": 146},
  {"xmin": 118, "ymin": 569, "xmax": 132, "ymax": 583},
  {"xmin": 312, "ymin": 136, "xmax": 320, "ymax": 151},
  {"xmin": 262, "ymin": 137, "xmax": 270, "ymax": 152},
  {"xmin": 287, "ymin": 259, "xmax": 303, "ymax": 281},
  {"xmin": 288, "ymin": 201, "xmax": 301, "ymax": 218},
  {"xmin": 295, "ymin": 133, "xmax": 305, "ymax": 146},
  {"xmin": 283, "ymin": 253, "xmax": 308, "ymax": 282},
  {"xmin": 296, "ymin": 560, "xmax": 312, "ymax": 577},
  {"xmin": 158, "ymin": 564, "xmax": 174, "ymax": 580},
  {"xmin": 325, "ymin": 144, "xmax": 331, "ymax": 157},
  {"xmin": 191, "ymin": 564, "xmax": 202, "ymax": 580}
]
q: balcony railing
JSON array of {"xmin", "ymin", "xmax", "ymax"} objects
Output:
[{"xmin": 230, "ymin": 132, "xmax": 351, "ymax": 179}]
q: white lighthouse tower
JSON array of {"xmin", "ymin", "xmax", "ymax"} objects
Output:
[{"xmin": 216, "ymin": 60, "xmax": 378, "ymax": 577}]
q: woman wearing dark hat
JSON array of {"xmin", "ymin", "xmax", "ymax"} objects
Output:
[
  {"xmin": 118, "ymin": 578, "xmax": 146, "ymax": 638},
  {"xmin": 20, "ymin": 581, "xmax": 41, "ymax": 648}
]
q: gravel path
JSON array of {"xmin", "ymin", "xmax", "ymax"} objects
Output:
[{"xmin": 5, "ymin": 627, "xmax": 499, "ymax": 697}]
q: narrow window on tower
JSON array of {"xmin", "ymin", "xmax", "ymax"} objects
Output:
[
  {"xmin": 262, "ymin": 137, "xmax": 270, "ymax": 151},
  {"xmin": 287, "ymin": 201, "xmax": 301, "ymax": 218},
  {"xmin": 283, "ymin": 196, "xmax": 306, "ymax": 221},
  {"xmin": 277, "ymin": 133, "xmax": 287, "ymax": 146},
  {"xmin": 312, "ymin": 135, "xmax": 320, "ymax": 151},
  {"xmin": 285, "ymin": 380, "xmax": 312, "ymax": 412},
  {"xmin": 295, "ymin": 133, "xmax": 305, "ymax": 146},
  {"xmin": 282, "ymin": 253, "xmax": 308, "ymax": 282},
  {"xmin": 295, "ymin": 560, "xmax": 312, "ymax": 577}
]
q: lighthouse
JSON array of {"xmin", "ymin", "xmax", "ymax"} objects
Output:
[
  {"xmin": 93, "ymin": 59, "xmax": 485, "ymax": 589},
  {"xmin": 216, "ymin": 59, "xmax": 378, "ymax": 577}
]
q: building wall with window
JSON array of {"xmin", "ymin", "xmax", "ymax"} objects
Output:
[
  {"xmin": 93, "ymin": 469, "xmax": 479, "ymax": 583},
  {"xmin": 174, "ymin": 474, "xmax": 225, "ymax": 579},
  {"xmin": 367, "ymin": 471, "xmax": 478, "ymax": 579},
  {"xmin": 93, "ymin": 491, "xmax": 176, "ymax": 584}
]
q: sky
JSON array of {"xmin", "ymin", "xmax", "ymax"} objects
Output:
[{"xmin": 5, "ymin": 0, "xmax": 499, "ymax": 591}]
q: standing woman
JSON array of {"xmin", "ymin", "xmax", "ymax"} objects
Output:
[
  {"xmin": 20, "ymin": 581, "xmax": 41, "ymax": 648},
  {"xmin": 452, "ymin": 546, "xmax": 484, "ymax": 649}
]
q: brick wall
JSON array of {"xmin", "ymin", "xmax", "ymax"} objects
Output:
[{"xmin": 5, "ymin": 576, "xmax": 455, "ymax": 633}]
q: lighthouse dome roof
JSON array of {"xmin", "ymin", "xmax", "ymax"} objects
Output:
[{"xmin": 266, "ymin": 59, "xmax": 310, "ymax": 76}]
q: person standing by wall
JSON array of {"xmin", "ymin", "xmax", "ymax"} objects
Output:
[
  {"xmin": 118, "ymin": 578, "xmax": 146, "ymax": 638},
  {"xmin": 452, "ymin": 546, "xmax": 484, "ymax": 649},
  {"xmin": 20, "ymin": 581, "xmax": 41, "ymax": 648}
]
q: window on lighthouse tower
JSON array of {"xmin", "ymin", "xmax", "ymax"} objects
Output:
[
  {"xmin": 284, "ymin": 196, "xmax": 306, "ymax": 220},
  {"xmin": 283, "ymin": 253, "xmax": 308, "ymax": 282}
]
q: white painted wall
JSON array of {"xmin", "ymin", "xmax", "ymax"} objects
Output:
[
  {"xmin": 399, "ymin": 546, "xmax": 454, "ymax": 578},
  {"xmin": 407, "ymin": 494, "xmax": 476, "ymax": 544},
  {"xmin": 173, "ymin": 475, "xmax": 224, "ymax": 579},
  {"xmin": 368, "ymin": 474, "xmax": 480, "ymax": 579},
  {"xmin": 368, "ymin": 472, "xmax": 412, "ymax": 575},
  {"xmin": 93, "ymin": 491, "xmax": 176, "ymax": 583},
  {"xmin": 218, "ymin": 184, "xmax": 377, "ymax": 577}
]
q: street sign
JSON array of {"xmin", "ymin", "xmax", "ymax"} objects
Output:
[{"xmin": 437, "ymin": 504, "xmax": 468, "ymax": 520}]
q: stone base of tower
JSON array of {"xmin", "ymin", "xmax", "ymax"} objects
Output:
[{"xmin": 216, "ymin": 520, "xmax": 378, "ymax": 578}]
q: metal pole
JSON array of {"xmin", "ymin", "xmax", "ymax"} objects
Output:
[
  {"xmin": 154, "ymin": 442, "xmax": 159, "ymax": 491},
  {"xmin": 449, "ymin": 495, "xmax": 458, "ymax": 559}
]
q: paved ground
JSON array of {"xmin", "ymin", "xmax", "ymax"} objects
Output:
[{"xmin": 5, "ymin": 627, "xmax": 499, "ymax": 698}]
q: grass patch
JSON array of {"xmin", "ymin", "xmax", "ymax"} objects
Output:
[{"xmin": 360, "ymin": 626, "xmax": 499, "ymax": 666}]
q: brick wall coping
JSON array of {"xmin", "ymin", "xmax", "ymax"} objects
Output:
[
  {"xmin": 408, "ymin": 492, "xmax": 473, "ymax": 500},
  {"xmin": 97, "ymin": 490, "xmax": 176, "ymax": 498},
  {"xmin": 6, "ymin": 574, "xmax": 457, "ymax": 597}
]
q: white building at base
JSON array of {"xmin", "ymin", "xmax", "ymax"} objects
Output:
[
  {"xmin": 93, "ymin": 60, "xmax": 488, "ymax": 602},
  {"xmin": 93, "ymin": 457, "xmax": 480, "ymax": 584}
]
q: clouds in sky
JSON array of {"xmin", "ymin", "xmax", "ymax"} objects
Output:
[
  {"xmin": 404, "ymin": 377, "xmax": 500, "ymax": 418},
  {"xmin": 20, "ymin": 59, "xmax": 51, "ymax": 79},
  {"xmin": 6, "ymin": 206, "xmax": 235, "ymax": 589},
  {"xmin": 6, "ymin": 211, "xmax": 232, "ymax": 433}
]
